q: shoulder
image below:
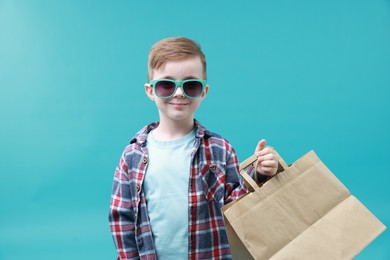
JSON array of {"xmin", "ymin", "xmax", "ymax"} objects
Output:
[
  {"xmin": 130, "ymin": 121, "xmax": 159, "ymax": 145},
  {"xmin": 121, "ymin": 121, "xmax": 159, "ymax": 158},
  {"xmin": 195, "ymin": 120, "xmax": 235, "ymax": 154},
  {"xmin": 205, "ymin": 132, "xmax": 234, "ymax": 154}
]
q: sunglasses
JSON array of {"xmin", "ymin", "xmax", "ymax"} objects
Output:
[{"xmin": 149, "ymin": 79, "xmax": 206, "ymax": 99}]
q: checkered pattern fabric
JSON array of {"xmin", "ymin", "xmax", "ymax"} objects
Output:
[{"xmin": 109, "ymin": 120, "xmax": 248, "ymax": 259}]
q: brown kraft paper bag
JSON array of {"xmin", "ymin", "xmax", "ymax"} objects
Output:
[{"xmin": 222, "ymin": 150, "xmax": 386, "ymax": 259}]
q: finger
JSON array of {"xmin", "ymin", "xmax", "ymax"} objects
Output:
[
  {"xmin": 258, "ymin": 147, "xmax": 276, "ymax": 156},
  {"xmin": 260, "ymin": 160, "xmax": 278, "ymax": 168},
  {"xmin": 255, "ymin": 139, "xmax": 266, "ymax": 153},
  {"xmin": 259, "ymin": 166, "xmax": 276, "ymax": 176},
  {"xmin": 257, "ymin": 152, "xmax": 276, "ymax": 162}
]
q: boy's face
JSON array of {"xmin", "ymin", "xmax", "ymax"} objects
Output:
[{"xmin": 145, "ymin": 56, "xmax": 208, "ymax": 125}]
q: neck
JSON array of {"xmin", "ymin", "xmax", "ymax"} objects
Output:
[{"xmin": 153, "ymin": 118, "xmax": 195, "ymax": 141}]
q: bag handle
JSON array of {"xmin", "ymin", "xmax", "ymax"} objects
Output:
[{"xmin": 239, "ymin": 147, "xmax": 289, "ymax": 191}]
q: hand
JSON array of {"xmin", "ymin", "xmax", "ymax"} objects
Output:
[{"xmin": 255, "ymin": 139, "xmax": 278, "ymax": 176}]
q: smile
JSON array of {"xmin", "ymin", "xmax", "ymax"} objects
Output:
[{"xmin": 169, "ymin": 102, "xmax": 189, "ymax": 106}]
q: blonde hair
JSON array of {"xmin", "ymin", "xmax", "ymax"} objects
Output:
[{"xmin": 148, "ymin": 37, "xmax": 207, "ymax": 80}]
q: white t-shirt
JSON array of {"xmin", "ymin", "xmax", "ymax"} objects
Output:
[{"xmin": 144, "ymin": 129, "xmax": 196, "ymax": 259}]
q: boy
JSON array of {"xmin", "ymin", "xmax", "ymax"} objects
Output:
[{"xmin": 109, "ymin": 37, "xmax": 278, "ymax": 260}]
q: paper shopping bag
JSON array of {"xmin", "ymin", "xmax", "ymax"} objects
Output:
[{"xmin": 222, "ymin": 150, "xmax": 386, "ymax": 259}]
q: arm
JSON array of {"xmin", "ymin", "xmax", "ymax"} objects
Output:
[
  {"xmin": 224, "ymin": 146, "xmax": 248, "ymax": 204},
  {"xmin": 109, "ymin": 154, "xmax": 140, "ymax": 260}
]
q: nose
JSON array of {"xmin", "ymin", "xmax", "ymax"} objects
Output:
[{"xmin": 173, "ymin": 85, "xmax": 185, "ymax": 98}]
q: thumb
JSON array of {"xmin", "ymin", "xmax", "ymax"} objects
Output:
[{"xmin": 255, "ymin": 139, "xmax": 266, "ymax": 153}]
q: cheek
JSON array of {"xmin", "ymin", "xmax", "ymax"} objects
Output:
[
  {"xmin": 154, "ymin": 99, "xmax": 166, "ymax": 109},
  {"xmin": 190, "ymin": 100, "xmax": 202, "ymax": 110}
]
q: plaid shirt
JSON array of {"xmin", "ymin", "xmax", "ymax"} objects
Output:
[{"xmin": 109, "ymin": 120, "xmax": 249, "ymax": 259}]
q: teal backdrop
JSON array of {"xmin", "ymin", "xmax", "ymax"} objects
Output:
[{"xmin": 0, "ymin": 1, "xmax": 389, "ymax": 259}]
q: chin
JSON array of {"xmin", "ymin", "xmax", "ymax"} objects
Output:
[{"xmin": 168, "ymin": 112, "xmax": 194, "ymax": 121}]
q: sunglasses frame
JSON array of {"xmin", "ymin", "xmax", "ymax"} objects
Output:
[{"xmin": 149, "ymin": 79, "xmax": 207, "ymax": 99}]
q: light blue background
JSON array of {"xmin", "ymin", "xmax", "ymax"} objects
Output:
[{"xmin": 0, "ymin": 1, "xmax": 389, "ymax": 259}]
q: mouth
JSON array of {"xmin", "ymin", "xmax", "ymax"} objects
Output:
[
  {"xmin": 169, "ymin": 102, "xmax": 189, "ymax": 108},
  {"xmin": 169, "ymin": 101, "xmax": 189, "ymax": 105}
]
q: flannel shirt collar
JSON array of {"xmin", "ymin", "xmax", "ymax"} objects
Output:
[{"xmin": 130, "ymin": 119, "xmax": 208, "ymax": 146}]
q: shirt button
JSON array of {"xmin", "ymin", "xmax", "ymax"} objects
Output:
[
  {"xmin": 210, "ymin": 165, "xmax": 217, "ymax": 171},
  {"xmin": 136, "ymin": 185, "xmax": 141, "ymax": 192},
  {"xmin": 143, "ymin": 157, "xmax": 148, "ymax": 164}
]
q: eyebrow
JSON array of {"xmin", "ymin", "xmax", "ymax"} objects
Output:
[{"xmin": 159, "ymin": 76, "xmax": 201, "ymax": 80}]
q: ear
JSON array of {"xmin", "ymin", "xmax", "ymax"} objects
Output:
[
  {"xmin": 201, "ymin": 84, "xmax": 209, "ymax": 100},
  {"xmin": 145, "ymin": 83, "xmax": 155, "ymax": 101}
]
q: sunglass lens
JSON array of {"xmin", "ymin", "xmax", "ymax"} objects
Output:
[
  {"xmin": 155, "ymin": 81, "xmax": 176, "ymax": 97},
  {"xmin": 183, "ymin": 81, "xmax": 203, "ymax": 97}
]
